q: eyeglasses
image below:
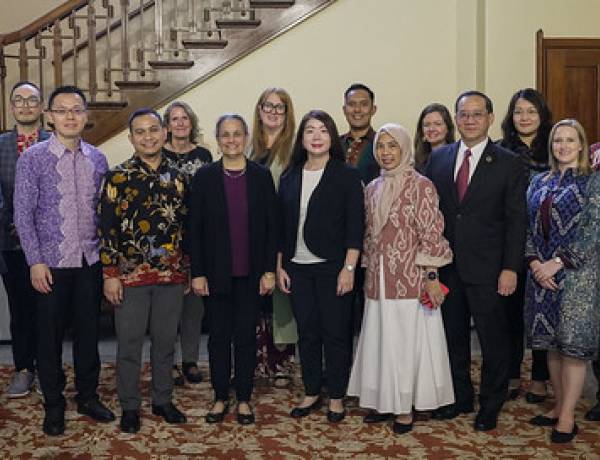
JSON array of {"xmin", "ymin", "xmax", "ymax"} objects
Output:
[
  {"xmin": 457, "ymin": 111, "xmax": 487, "ymax": 121},
  {"xmin": 11, "ymin": 96, "xmax": 41, "ymax": 108},
  {"xmin": 49, "ymin": 108, "xmax": 87, "ymax": 117},
  {"xmin": 260, "ymin": 102, "xmax": 286, "ymax": 115}
]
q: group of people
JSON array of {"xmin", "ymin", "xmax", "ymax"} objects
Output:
[{"xmin": 1, "ymin": 80, "xmax": 599, "ymax": 444}]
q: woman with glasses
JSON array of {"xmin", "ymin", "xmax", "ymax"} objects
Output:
[
  {"xmin": 188, "ymin": 114, "xmax": 279, "ymax": 425},
  {"xmin": 250, "ymin": 88, "xmax": 297, "ymax": 388},
  {"xmin": 499, "ymin": 88, "xmax": 553, "ymax": 403},
  {"xmin": 278, "ymin": 110, "xmax": 364, "ymax": 423},
  {"xmin": 413, "ymin": 103, "xmax": 455, "ymax": 173}
]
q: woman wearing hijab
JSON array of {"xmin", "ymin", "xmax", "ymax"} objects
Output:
[{"xmin": 347, "ymin": 123, "xmax": 454, "ymax": 434}]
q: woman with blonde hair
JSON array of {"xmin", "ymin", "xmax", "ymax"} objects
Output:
[{"xmin": 347, "ymin": 123, "xmax": 454, "ymax": 434}]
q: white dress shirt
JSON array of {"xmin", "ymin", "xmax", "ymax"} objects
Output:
[{"xmin": 453, "ymin": 138, "xmax": 489, "ymax": 183}]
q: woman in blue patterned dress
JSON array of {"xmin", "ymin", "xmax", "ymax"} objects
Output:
[{"xmin": 525, "ymin": 119, "xmax": 593, "ymax": 443}]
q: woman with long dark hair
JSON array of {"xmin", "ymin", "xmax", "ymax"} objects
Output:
[
  {"xmin": 413, "ymin": 103, "xmax": 455, "ymax": 173},
  {"xmin": 278, "ymin": 110, "xmax": 364, "ymax": 423}
]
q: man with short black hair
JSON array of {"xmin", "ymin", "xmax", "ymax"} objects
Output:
[
  {"xmin": 14, "ymin": 85, "xmax": 114, "ymax": 436},
  {"xmin": 0, "ymin": 81, "xmax": 50, "ymax": 398},
  {"xmin": 99, "ymin": 108, "xmax": 188, "ymax": 433}
]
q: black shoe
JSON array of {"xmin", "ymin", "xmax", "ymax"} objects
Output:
[
  {"xmin": 474, "ymin": 412, "xmax": 497, "ymax": 431},
  {"xmin": 152, "ymin": 402, "xmax": 187, "ymax": 424},
  {"xmin": 43, "ymin": 407, "xmax": 65, "ymax": 436},
  {"xmin": 205, "ymin": 401, "xmax": 229, "ymax": 423},
  {"xmin": 585, "ymin": 402, "xmax": 600, "ymax": 421},
  {"xmin": 120, "ymin": 410, "xmax": 140, "ymax": 433},
  {"xmin": 392, "ymin": 421, "xmax": 413, "ymax": 434},
  {"xmin": 77, "ymin": 398, "xmax": 116, "ymax": 423},
  {"xmin": 290, "ymin": 397, "xmax": 322, "ymax": 418},
  {"xmin": 236, "ymin": 403, "xmax": 255, "ymax": 425},
  {"xmin": 172, "ymin": 365, "xmax": 185, "ymax": 386},
  {"xmin": 525, "ymin": 391, "xmax": 547, "ymax": 404},
  {"xmin": 432, "ymin": 403, "xmax": 473, "ymax": 420},
  {"xmin": 551, "ymin": 423, "xmax": 578, "ymax": 443},
  {"xmin": 326, "ymin": 408, "xmax": 346, "ymax": 423},
  {"xmin": 529, "ymin": 414, "xmax": 558, "ymax": 426},
  {"xmin": 363, "ymin": 411, "xmax": 393, "ymax": 423},
  {"xmin": 182, "ymin": 362, "xmax": 203, "ymax": 384}
]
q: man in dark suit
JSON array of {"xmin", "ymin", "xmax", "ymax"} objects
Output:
[
  {"xmin": 0, "ymin": 81, "xmax": 50, "ymax": 398},
  {"xmin": 425, "ymin": 90, "xmax": 527, "ymax": 431}
]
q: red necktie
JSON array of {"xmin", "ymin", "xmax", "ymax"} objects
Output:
[{"xmin": 455, "ymin": 149, "xmax": 472, "ymax": 202}]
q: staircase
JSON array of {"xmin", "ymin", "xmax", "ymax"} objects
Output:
[{"xmin": 0, "ymin": 0, "xmax": 334, "ymax": 145}]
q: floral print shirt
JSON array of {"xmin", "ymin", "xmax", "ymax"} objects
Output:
[{"xmin": 98, "ymin": 155, "xmax": 187, "ymax": 287}]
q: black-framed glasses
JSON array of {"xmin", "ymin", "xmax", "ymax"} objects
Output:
[
  {"xmin": 260, "ymin": 102, "xmax": 286, "ymax": 115},
  {"xmin": 11, "ymin": 96, "xmax": 41, "ymax": 108}
]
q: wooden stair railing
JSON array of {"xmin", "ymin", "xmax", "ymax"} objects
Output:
[{"xmin": 0, "ymin": 0, "xmax": 334, "ymax": 145}]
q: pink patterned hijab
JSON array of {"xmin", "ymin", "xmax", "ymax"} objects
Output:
[{"xmin": 372, "ymin": 123, "xmax": 415, "ymax": 237}]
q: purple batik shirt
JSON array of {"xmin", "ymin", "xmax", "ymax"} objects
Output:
[{"xmin": 14, "ymin": 135, "xmax": 108, "ymax": 268}]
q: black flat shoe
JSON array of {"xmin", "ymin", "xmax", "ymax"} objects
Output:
[
  {"xmin": 120, "ymin": 410, "xmax": 140, "ymax": 433},
  {"xmin": 529, "ymin": 414, "xmax": 558, "ymax": 426},
  {"xmin": 525, "ymin": 391, "xmax": 547, "ymax": 404},
  {"xmin": 77, "ymin": 398, "xmax": 116, "ymax": 423},
  {"xmin": 585, "ymin": 402, "xmax": 600, "ymax": 421},
  {"xmin": 551, "ymin": 423, "xmax": 578, "ymax": 443},
  {"xmin": 152, "ymin": 402, "xmax": 187, "ymax": 424},
  {"xmin": 290, "ymin": 397, "xmax": 322, "ymax": 418},
  {"xmin": 474, "ymin": 413, "xmax": 497, "ymax": 431},
  {"xmin": 205, "ymin": 401, "xmax": 229, "ymax": 423},
  {"xmin": 392, "ymin": 421, "xmax": 413, "ymax": 434},
  {"xmin": 43, "ymin": 410, "xmax": 65, "ymax": 436},
  {"xmin": 236, "ymin": 404, "xmax": 255, "ymax": 425},
  {"xmin": 182, "ymin": 362, "xmax": 203, "ymax": 384},
  {"xmin": 326, "ymin": 408, "xmax": 346, "ymax": 423},
  {"xmin": 363, "ymin": 411, "xmax": 393, "ymax": 423},
  {"xmin": 432, "ymin": 403, "xmax": 473, "ymax": 420}
]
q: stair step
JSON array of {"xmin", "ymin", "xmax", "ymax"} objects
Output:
[
  {"xmin": 87, "ymin": 101, "xmax": 128, "ymax": 110},
  {"xmin": 182, "ymin": 39, "xmax": 228, "ymax": 49},
  {"xmin": 215, "ymin": 19, "xmax": 261, "ymax": 29},
  {"xmin": 114, "ymin": 80, "xmax": 161, "ymax": 90},
  {"xmin": 250, "ymin": 0, "xmax": 295, "ymax": 7},
  {"xmin": 148, "ymin": 60, "xmax": 195, "ymax": 70}
]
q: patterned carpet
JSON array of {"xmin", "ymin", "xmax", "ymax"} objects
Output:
[{"xmin": 1, "ymin": 361, "xmax": 599, "ymax": 459}]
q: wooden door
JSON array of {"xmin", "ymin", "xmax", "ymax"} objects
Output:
[{"xmin": 537, "ymin": 30, "xmax": 600, "ymax": 143}]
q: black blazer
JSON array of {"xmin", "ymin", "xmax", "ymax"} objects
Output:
[
  {"xmin": 279, "ymin": 158, "xmax": 364, "ymax": 271},
  {"xmin": 425, "ymin": 139, "xmax": 527, "ymax": 285},
  {"xmin": 188, "ymin": 160, "xmax": 279, "ymax": 295}
]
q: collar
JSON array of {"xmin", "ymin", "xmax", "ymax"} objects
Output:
[
  {"xmin": 458, "ymin": 138, "xmax": 489, "ymax": 163},
  {"xmin": 130, "ymin": 152, "xmax": 169, "ymax": 173},
  {"xmin": 48, "ymin": 133, "xmax": 84, "ymax": 158},
  {"xmin": 341, "ymin": 127, "xmax": 376, "ymax": 143}
]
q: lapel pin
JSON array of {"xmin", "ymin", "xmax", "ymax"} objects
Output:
[{"xmin": 485, "ymin": 155, "xmax": 492, "ymax": 163}]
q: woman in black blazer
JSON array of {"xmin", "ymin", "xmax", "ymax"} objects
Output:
[
  {"xmin": 188, "ymin": 114, "xmax": 279, "ymax": 425},
  {"xmin": 278, "ymin": 110, "xmax": 364, "ymax": 423}
]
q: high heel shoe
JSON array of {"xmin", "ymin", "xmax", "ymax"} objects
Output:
[{"xmin": 551, "ymin": 423, "xmax": 578, "ymax": 443}]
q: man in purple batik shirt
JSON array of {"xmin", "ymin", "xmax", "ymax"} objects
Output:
[{"xmin": 14, "ymin": 86, "xmax": 115, "ymax": 436}]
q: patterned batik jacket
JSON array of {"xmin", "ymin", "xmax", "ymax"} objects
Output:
[{"xmin": 98, "ymin": 154, "xmax": 187, "ymax": 287}]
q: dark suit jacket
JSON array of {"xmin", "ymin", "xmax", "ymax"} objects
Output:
[
  {"xmin": 0, "ymin": 127, "xmax": 50, "ymax": 250},
  {"xmin": 425, "ymin": 139, "xmax": 527, "ymax": 285},
  {"xmin": 188, "ymin": 160, "xmax": 279, "ymax": 295},
  {"xmin": 279, "ymin": 158, "xmax": 365, "ymax": 271}
]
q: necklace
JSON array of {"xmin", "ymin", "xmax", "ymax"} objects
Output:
[{"xmin": 223, "ymin": 164, "xmax": 247, "ymax": 178}]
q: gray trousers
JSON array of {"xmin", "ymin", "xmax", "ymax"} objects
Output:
[
  {"xmin": 115, "ymin": 284, "xmax": 184, "ymax": 411},
  {"xmin": 175, "ymin": 292, "xmax": 205, "ymax": 364}
]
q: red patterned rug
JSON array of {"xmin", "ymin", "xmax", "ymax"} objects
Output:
[{"xmin": 1, "ymin": 361, "xmax": 599, "ymax": 459}]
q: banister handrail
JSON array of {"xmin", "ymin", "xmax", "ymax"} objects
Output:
[{"xmin": 0, "ymin": 0, "xmax": 88, "ymax": 47}]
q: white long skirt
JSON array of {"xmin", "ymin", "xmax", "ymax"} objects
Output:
[{"xmin": 347, "ymin": 262, "xmax": 455, "ymax": 414}]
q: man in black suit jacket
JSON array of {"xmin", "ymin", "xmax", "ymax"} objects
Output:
[{"xmin": 426, "ymin": 90, "xmax": 527, "ymax": 431}]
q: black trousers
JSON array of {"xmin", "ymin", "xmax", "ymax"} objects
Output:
[
  {"xmin": 206, "ymin": 277, "xmax": 259, "ymax": 402},
  {"xmin": 594, "ymin": 345, "xmax": 600, "ymax": 401},
  {"xmin": 350, "ymin": 267, "xmax": 365, "ymax": 336},
  {"xmin": 288, "ymin": 262, "xmax": 353, "ymax": 399},
  {"xmin": 1, "ymin": 250, "xmax": 37, "ymax": 372},
  {"xmin": 440, "ymin": 266, "xmax": 510, "ymax": 416},
  {"xmin": 36, "ymin": 261, "xmax": 102, "ymax": 409}
]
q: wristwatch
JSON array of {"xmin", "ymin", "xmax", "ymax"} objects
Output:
[
  {"xmin": 427, "ymin": 271, "xmax": 438, "ymax": 281},
  {"xmin": 345, "ymin": 264, "xmax": 355, "ymax": 272}
]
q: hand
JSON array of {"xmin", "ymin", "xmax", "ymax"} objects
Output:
[
  {"xmin": 497, "ymin": 269, "xmax": 517, "ymax": 296},
  {"xmin": 259, "ymin": 273, "xmax": 276, "ymax": 296},
  {"xmin": 104, "ymin": 278, "xmax": 123, "ymax": 306},
  {"xmin": 423, "ymin": 279, "xmax": 446, "ymax": 308},
  {"xmin": 277, "ymin": 267, "xmax": 291, "ymax": 294},
  {"xmin": 531, "ymin": 260, "xmax": 561, "ymax": 284},
  {"xmin": 336, "ymin": 268, "xmax": 354, "ymax": 296},
  {"xmin": 31, "ymin": 263, "xmax": 53, "ymax": 294},
  {"xmin": 191, "ymin": 276, "xmax": 209, "ymax": 296},
  {"xmin": 538, "ymin": 277, "xmax": 558, "ymax": 292}
]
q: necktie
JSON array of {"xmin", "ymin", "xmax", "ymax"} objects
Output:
[{"xmin": 455, "ymin": 149, "xmax": 472, "ymax": 202}]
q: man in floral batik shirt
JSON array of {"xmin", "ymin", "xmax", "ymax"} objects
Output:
[{"xmin": 98, "ymin": 108, "xmax": 188, "ymax": 434}]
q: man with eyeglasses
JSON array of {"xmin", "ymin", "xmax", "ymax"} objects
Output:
[
  {"xmin": 14, "ymin": 85, "xmax": 115, "ymax": 436},
  {"xmin": 0, "ymin": 81, "xmax": 50, "ymax": 399},
  {"xmin": 425, "ymin": 90, "xmax": 527, "ymax": 432}
]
